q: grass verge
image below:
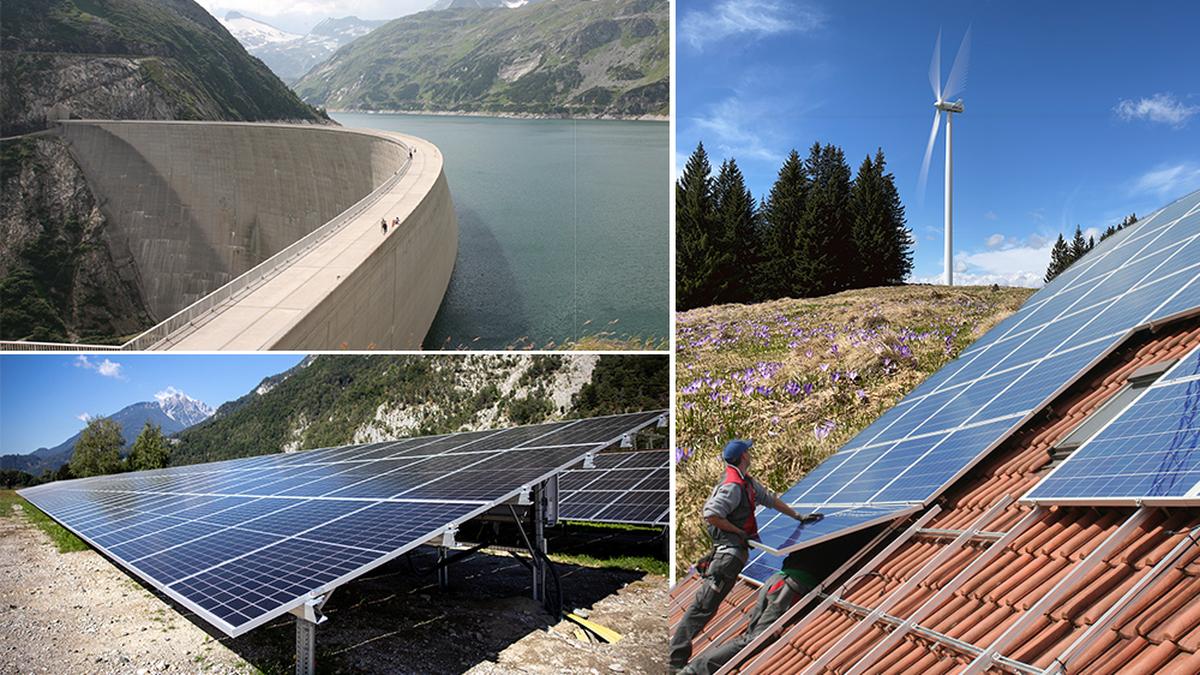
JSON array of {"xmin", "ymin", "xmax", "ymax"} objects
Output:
[{"xmin": 0, "ymin": 489, "xmax": 88, "ymax": 553}]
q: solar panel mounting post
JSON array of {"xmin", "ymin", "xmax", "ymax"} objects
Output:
[
  {"xmin": 437, "ymin": 547, "xmax": 450, "ymax": 591},
  {"xmin": 290, "ymin": 594, "xmax": 328, "ymax": 675},
  {"xmin": 532, "ymin": 482, "xmax": 547, "ymax": 604}
]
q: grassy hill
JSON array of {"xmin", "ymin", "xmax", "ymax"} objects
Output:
[
  {"xmin": 293, "ymin": 0, "xmax": 668, "ymax": 118},
  {"xmin": 673, "ymin": 285, "xmax": 1035, "ymax": 576}
]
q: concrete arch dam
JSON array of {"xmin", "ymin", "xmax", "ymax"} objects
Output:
[{"xmin": 61, "ymin": 120, "xmax": 457, "ymax": 350}]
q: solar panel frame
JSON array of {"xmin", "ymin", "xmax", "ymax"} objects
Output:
[
  {"xmin": 18, "ymin": 410, "xmax": 666, "ymax": 637},
  {"xmin": 749, "ymin": 190, "xmax": 1200, "ymax": 553},
  {"xmin": 1023, "ymin": 344, "xmax": 1200, "ymax": 505},
  {"xmin": 556, "ymin": 450, "xmax": 669, "ymax": 525}
]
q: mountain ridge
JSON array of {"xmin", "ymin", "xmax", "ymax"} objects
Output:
[
  {"xmin": 1, "ymin": 390, "xmax": 213, "ymax": 475},
  {"xmin": 293, "ymin": 0, "xmax": 668, "ymax": 119}
]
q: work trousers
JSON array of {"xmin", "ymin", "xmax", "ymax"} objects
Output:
[{"xmin": 668, "ymin": 548, "xmax": 746, "ymax": 669}]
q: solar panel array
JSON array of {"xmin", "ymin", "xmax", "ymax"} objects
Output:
[
  {"xmin": 747, "ymin": 189, "xmax": 1200, "ymax": 564},
  {"xmin": 19, "ymin": 410, "xmax": 664, "ymax": 637},
  {"xmin": 557, "ymin": 450, "xmax": 669, "ymax": 525},
  {"xmin": 1025, "ymin": 344, "xmax": 1200, "ymax": 503}
]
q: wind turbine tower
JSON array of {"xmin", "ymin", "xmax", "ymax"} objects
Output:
[{"xmin": 919, "ymin": 28, "xmax": 971, "ymax": 286}]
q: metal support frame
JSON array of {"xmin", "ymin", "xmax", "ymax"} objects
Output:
[
  {"xmin": 802, "ymin": 497, "xmax": 1015, "ymax": 674},
  {"xmin": 532, "ymin": 482, "xmax": 546, "ymax": 603},
  {"xmin": 962, "ymin": 507, "xmax": 1154, "ymax": 674},
  {"xmin": 716, "ymin": 506, "xmax": 943, "ymax": 675},
  {"xmin": 1041, "ymin": 523, "xmax": 1200, "ymax": 674},
  {"xmin": 844, "ymin": 504, "xmax": 1044, "ymax": 675},
  {"xmin": 437, "ymin": 546, "xmax": 450, "ymax": 590},
  {"xmin": 830, "ymin": 597, "xmax": 1043, "ymax": 675},
  {"xmin": 290, "ymin": 592, "xmax": 331, "ymax": 675}
]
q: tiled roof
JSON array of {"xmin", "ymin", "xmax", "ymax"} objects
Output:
[{"xmin": 671, "ymin": 319, "xmax": 1200, "ymax": 674}]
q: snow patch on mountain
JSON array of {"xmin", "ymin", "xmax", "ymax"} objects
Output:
[{"xmin": 154, "ymin": 387, "xmax": 214, "ymax": 427}]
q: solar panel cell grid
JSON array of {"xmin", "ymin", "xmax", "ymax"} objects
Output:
[
  {"xmin": 556, "ymin": 450, "xmax": 668, "ymax": 525},
  {"xmin": 19, "ymin": 410, "xmax": 666, "ymax": 636},
  {"xmin": 752, "ymin": 190, "xmax": 1200, "ymax": 552}
]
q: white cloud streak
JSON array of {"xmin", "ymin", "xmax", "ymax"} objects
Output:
[
  {"xmin": 1114, "ymin": 93, "xmax": 1199, "ymax": 128},
  {"xmin": 679, "ymin": 0, "xmax": 824, "ymax": 51},
  {"xmin": 1130, "ymin": 162, "xmax": 1200, "ymax": 199},
  {"xmin": 74, "ymin": 354, "xmax": 126, "ymax": 380},
  {"xmin": 691, "ymin": 98, "xmax": 783, "ymax": 164}
]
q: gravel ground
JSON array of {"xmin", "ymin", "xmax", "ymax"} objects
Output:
[{"xmin": 1, "ymin": 504, "xmax": 666, "ymax": 674}]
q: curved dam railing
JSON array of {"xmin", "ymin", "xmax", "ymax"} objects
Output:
[{"xmin": 1, "ymin": 120, "xmax": 457, "ymax": 351}]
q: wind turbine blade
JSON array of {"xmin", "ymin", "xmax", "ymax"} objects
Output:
[
  {"xmin": 943, "ymin": 26, "xmax": 972, "ymax": 100},
  {"xmin": 918, "ymin": 109, "xmax": 941, "ymax": 200},
  {"xmin": 929, "ymin": 29, "xmax": 942, "ymax": 101}
]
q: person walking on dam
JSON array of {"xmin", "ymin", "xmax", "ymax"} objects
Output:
[
  {"xmin": 381, "ymin": 217, "xmax": 388, "ymax": 234},
  {"xmin": 669, "ymin": 439, "xmax": 823, "ymax": 671},
  {"xmin": 679, "ymin": 552, "xmax": 818, "ymax": 674}
]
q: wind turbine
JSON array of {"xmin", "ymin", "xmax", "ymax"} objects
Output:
[{"xmin": 918, "ymin": 27, "xmax": 971, "ymax": 286}]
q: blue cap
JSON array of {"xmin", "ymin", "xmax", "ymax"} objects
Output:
[{"xmin": 722, "ymin": 439, "xmax": 753, "ymax": 464}]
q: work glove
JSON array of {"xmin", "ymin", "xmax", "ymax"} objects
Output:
[{"xmin": 796, "ymin": 512, "xmax": 824, "ymax": 524}]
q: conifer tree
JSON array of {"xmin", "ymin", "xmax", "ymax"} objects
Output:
[
  {"xmin": 711, "ymin": 158, "xmax": 758, "ymax": 303},
  {"xmin": 795, "ymin": 143, "xmax": 853, "ymax": 296},
  {"xmin": 758, "ymin": 150, "xmax": 809, "ymax": 299},
  {"xmin": 1070, "ymin": 225, "xmax": 1088, "ymax": 261},
  {"xmin": 676, "ymin": 143, "xmax": 716, "ymax": 310},
  {"xmin": 1045, "ymin": 234, "xmax": 1071, "ymax": 283},
  {"xmin": 849, "ymin": 149, "xmax": 913, "ymax": 287}
]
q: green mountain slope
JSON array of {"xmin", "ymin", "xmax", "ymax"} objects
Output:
[
  {"xmin": 1, "ymin": 0, "xmax": 328, "ymax": 135},
  {"xmin": 294, "ymin": 0, "xmax": 668, "ymax": 118},
  {"xmin": 171, "ymin": 354, "xmax": 668, "ymax": 466}
]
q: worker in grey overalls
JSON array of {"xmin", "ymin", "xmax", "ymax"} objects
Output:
[
  {"xmin": 680, "ymin": 552, "xmax": 817, "ymax": 674},
  {"xmin": 669, "ymin": 439, "xmax": 823, "ymax": 671}
]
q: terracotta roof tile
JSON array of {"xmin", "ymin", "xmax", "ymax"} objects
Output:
[{"xmin": 671, "ymin": 318, "xmax": 1200, "ymax": 673}]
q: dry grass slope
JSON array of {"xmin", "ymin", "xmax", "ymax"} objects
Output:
[{"xmin": 673, "ymin": 285, "xmax": 1035, "ymax": 575}]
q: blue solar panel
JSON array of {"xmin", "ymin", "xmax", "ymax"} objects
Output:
[
  {"xmin": 752, "ymin": 505, "xmax": 919, "ymax": 556},
  {"xmin": 752, "ymin": 190, "xmax": 1200, "ymax": 554},
  {"xmin": 557, "ymin": 450, "xmax": 669, "ymax": 525},
  {"xmin": 1026, "ymin": 347, "xmax": 1200, "ymax": 503},
  {"xmin": 18, "ymin": 410, "xmax": 665, "ymax": 637}
]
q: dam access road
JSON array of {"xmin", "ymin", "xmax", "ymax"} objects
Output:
[{"xmin": 23, "ymin": 120, "xmax": 458, "ymax": 350}]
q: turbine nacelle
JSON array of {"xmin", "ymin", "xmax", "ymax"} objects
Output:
[{"xmin": 935, "ymin": 99, "xmax": 964, "ymax": 113}]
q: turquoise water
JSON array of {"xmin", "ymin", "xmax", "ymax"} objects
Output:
[{"xmin": 333, "ymin": 112, "xmax": 669, "ymax": 349}]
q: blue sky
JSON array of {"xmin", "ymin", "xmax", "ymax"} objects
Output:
[
  {"xmin": 677, "ymin": 0, "xmax": 1200, "ymax": 286},
  {"xmin": 0, "ymin": 354, "xmax": 304, "ymax": 455}
]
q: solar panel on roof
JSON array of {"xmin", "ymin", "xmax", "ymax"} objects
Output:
[
  {"xmin": 1025, "ymin": 345, "xmax": 1200, "ymax": 504},
  {"xmin": 18, "ymin": 410, "xmax": 665, "ymax": 637},
  {"xmin": 557, "ymin": 450, "xmax": 669, "ymax": 525},
  {"xmin": 751, "ymin": 504, "xmax": 920, "ymax": 556},
  {"xmin": 750, "ymin": 189, "xmax": 1200, "ymax": 558}
]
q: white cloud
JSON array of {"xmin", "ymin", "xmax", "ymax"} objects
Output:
[
  {"xmin": 679, "ymin": 0, "xmax": 824, "ymax": 51},
  {"xmin": 1130, "ymin": 162, "xmax": 1200, "ymax": 199},
  {"xmin": 1114, "ymin": 93, "xmax": 1199, "ymax": 128},
  {"xmin": 691, "ymin": 98, "xmax": 785, "ymax": 164},
  {"xmin": 197, "ymin": 0, "xmax": 426, "ymax": 32},
  {"xmin": 74, "ymin": 354, "xmax": 126, "ymax": 380},
  {"xmin": 76, "ymin": 413, "xmax": 93, "ymax": 423},
  {"xmin": 914, "ymin": 234, "xmax": 1054, "ymax": 288}
]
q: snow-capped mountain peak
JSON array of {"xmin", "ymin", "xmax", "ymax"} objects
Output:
[
  {"xmin": 154, "ymin": 387, "xmax": 214, "ymax": 427},
  {"xmin": 220, "ymin": 11, "xmax": 301, "ymax": 51}
]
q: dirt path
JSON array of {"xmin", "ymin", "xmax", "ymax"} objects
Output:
[
  {"xmin": 0, "ymin": 503, "xmax": 251, "ymax": 674},
  {"xmin": 0, "ymin": 505, "xmax": 666, "ymax": 674}
]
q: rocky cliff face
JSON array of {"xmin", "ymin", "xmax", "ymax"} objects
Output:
[
  {"xmin": 3, "ymin": 53, "xmax": 219, "ymax": 136},
  {"xmin": 0, "ymin": 136, "xmax": 153, "ymax": 342}
]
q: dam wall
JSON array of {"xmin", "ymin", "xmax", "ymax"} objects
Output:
[
  {"xmin": 61, "ymin": 121, "xmax": 408, "ymax": 321},
  {"xmin": 58, "ymin": 120, "xmax": 456, "ymax": 350}
]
